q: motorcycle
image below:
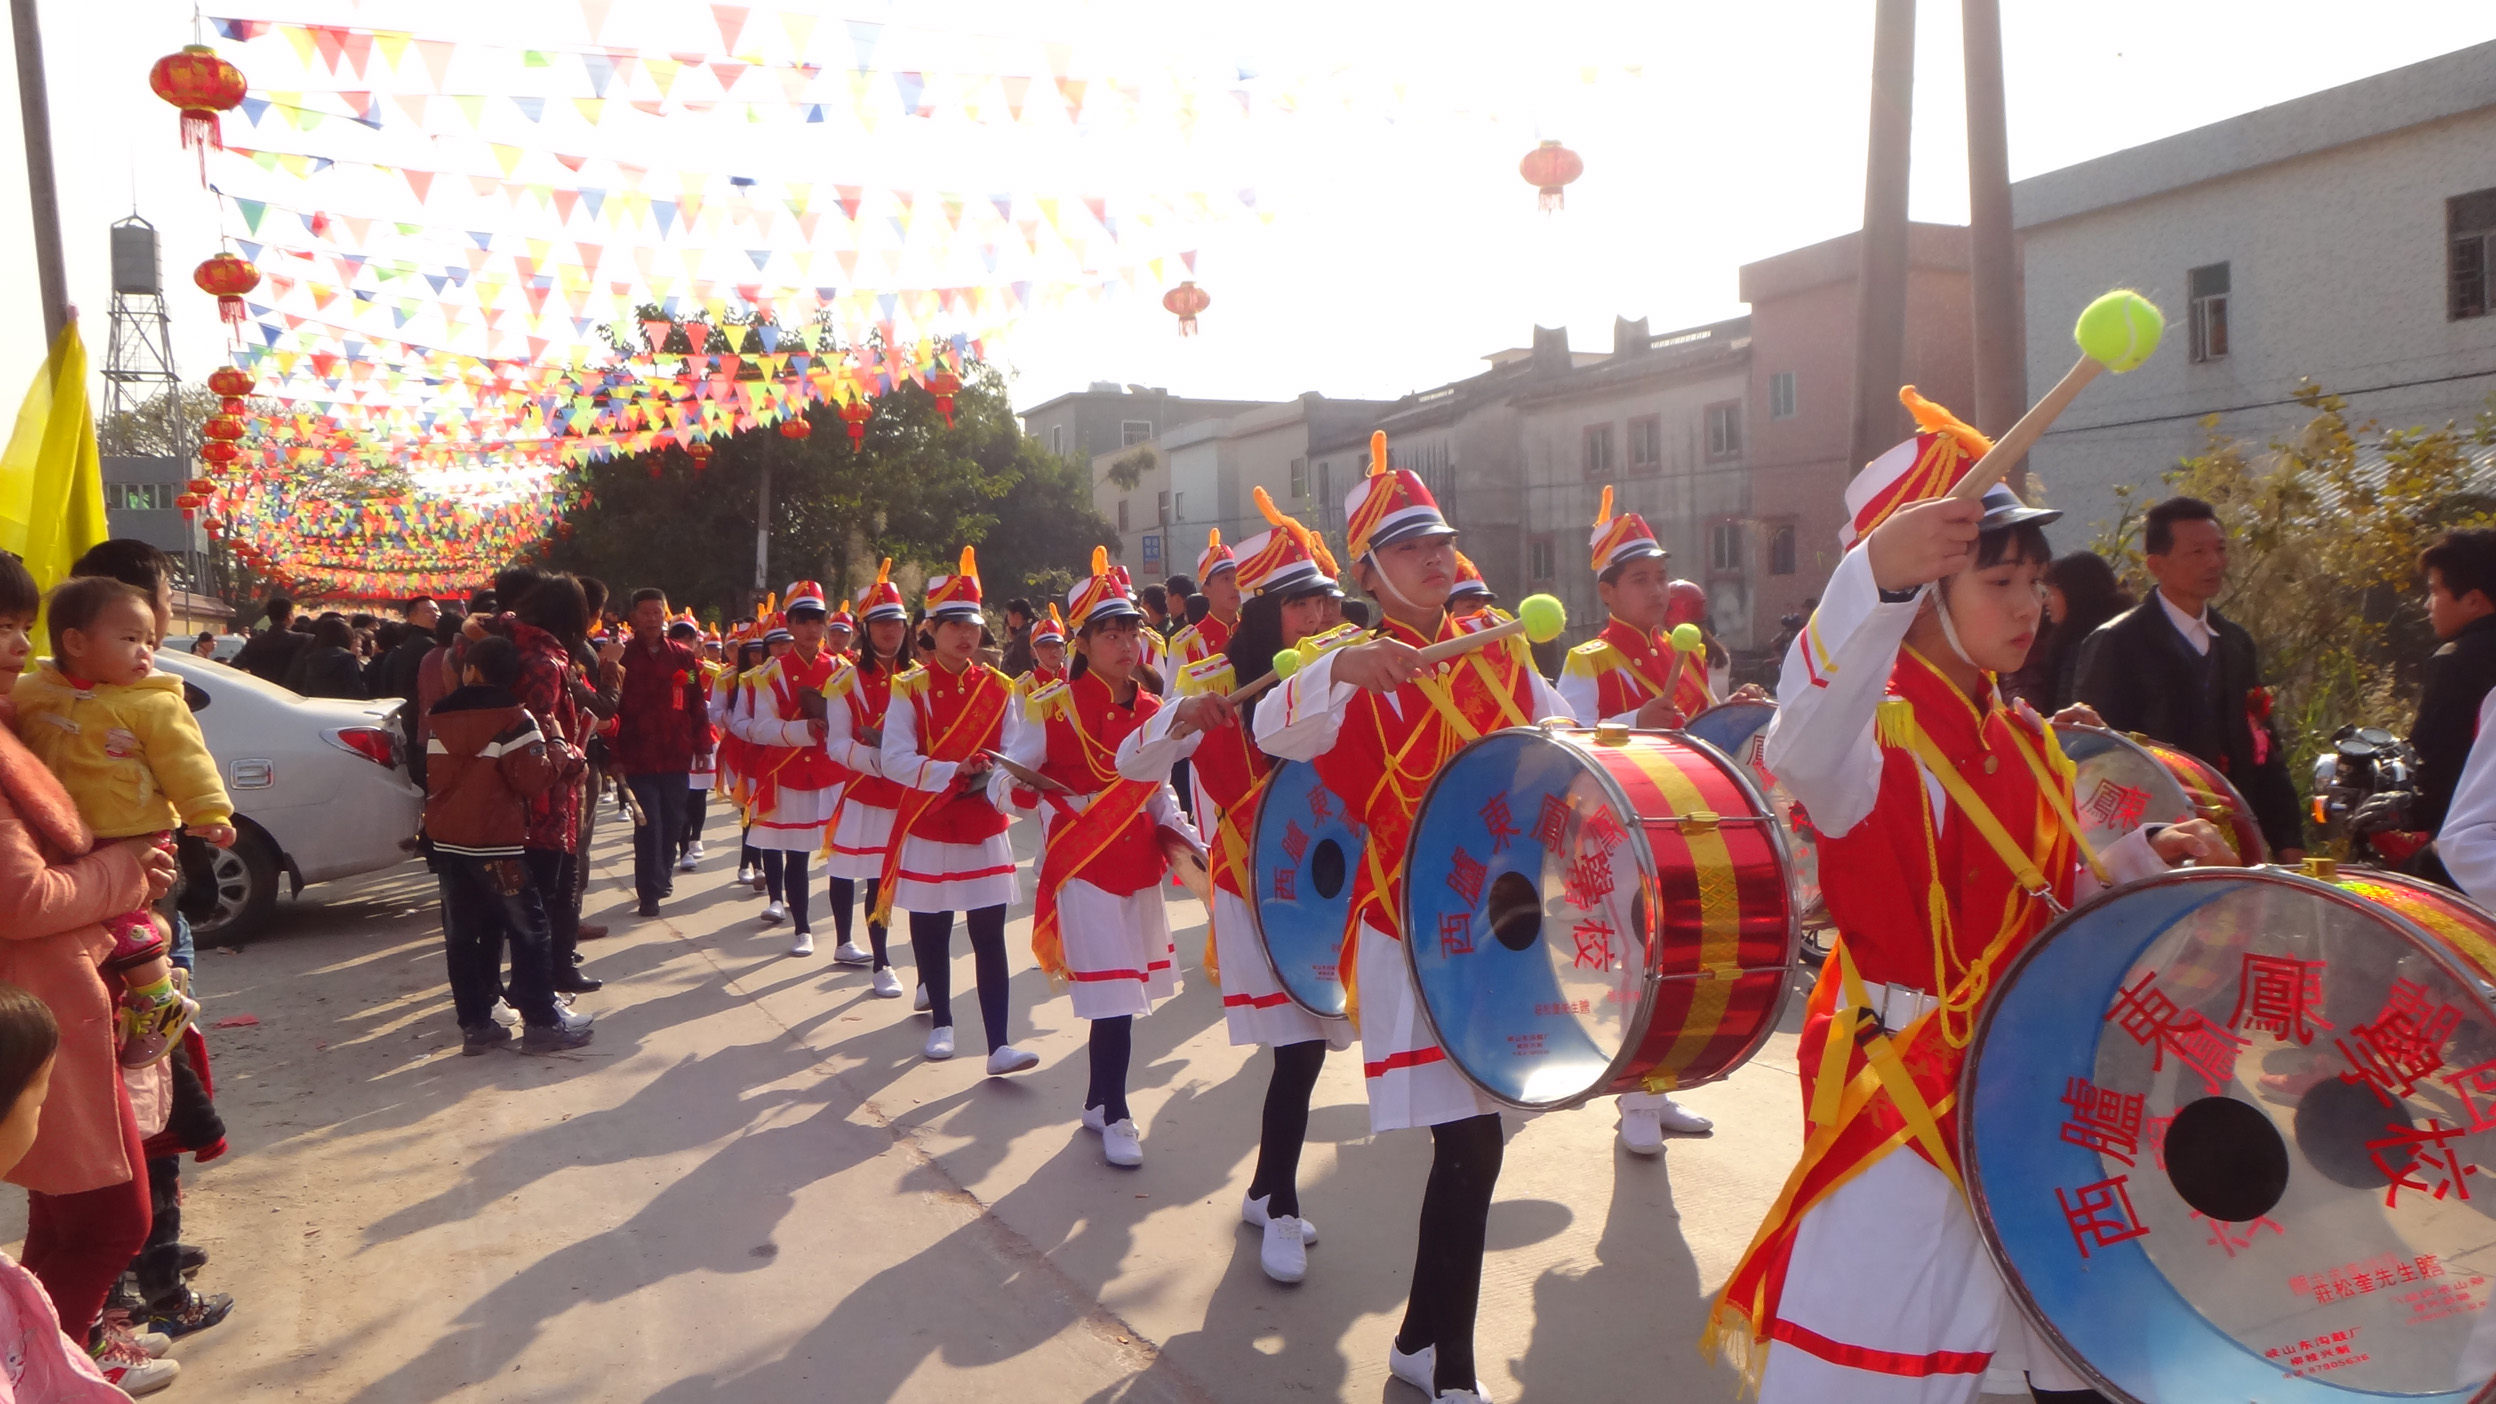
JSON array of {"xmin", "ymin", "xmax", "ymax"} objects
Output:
[{"xmin": 2311, "ymin": 723, "xmax": 2444, "ymax": 877}]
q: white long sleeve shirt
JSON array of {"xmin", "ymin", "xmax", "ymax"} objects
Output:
[{"xmin": 2436, "ymin": 690, "xmax": 2496, "ymax": 901}]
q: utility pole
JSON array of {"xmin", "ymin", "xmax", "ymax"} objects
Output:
[
  {"xmin": 753, "ymin": 461, "xmax": 772, "ymax": 596},
  {"xmin": 12, "ymin": 0, "xmax": 69, "ymax": 347},
  {"xmin": 1847, "ymin": 0, "xmax": 1916, "ymax": 477},
  {"xmin": 1963, "ymin": 0, "xmax": 2028, "ymax": 487}
]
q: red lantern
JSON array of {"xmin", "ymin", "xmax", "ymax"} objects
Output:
[
  {"xmin": 928, "ymin": 369, "xmax": 962, "ymax": 428},
  {"xmin": 687, "ymin": 439, "xmax": 713, "ymax": 467},
  {"xmin": 186, "ymin": 477, "xmax": 215, "ymax": 494},
  {"xmin": 217, "ymin": 397, "xmax": 246, "ymax": 416},
  {"xmin": 779, "ymin": 414, "xmax": 812, "ymax": 441},
  {"xmin": 206, "ymin": 366, "xmax": 253, "ymax": 398},
  {"xmin": 174, "ymin": 493, "xmax": 202, "ymax": 521},
  {"xmin": 194, "ymin": 253, "xmax": 260, "ymax": 330},
  {"xmin": 840, "ymin": 397, "xmax": 872, "ymax": 449},
  {"xmin": 1162, "ymin": 281, "xmax": 1210, "ymax": 337},
  {"xmin": 149, "ymin": 45, "xmax": 247, "ymax": 180},
  {"xmin": 198, "ymin": 441, "xmax": 238, "ymax": 465},
  {"xmin": 203, "ymin": 415, "xmax": 245, "ymax": 442},
  {"xmin": 1519, "ymin": 140, "xmax": 1583, "ymax": 213}
]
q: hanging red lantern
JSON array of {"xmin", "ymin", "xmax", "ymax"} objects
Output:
[
  {"xmin": 928, "ymin": 369, "xmax": 962, "ymax": 428},
  {"xmin": 1519, "ymin": 140, "xmax": 1583, "ymax": 213},
  {"xmin": 217, "ymin": 397, "xmax": 245, "ymax": 416},
  {"xmin": 1162, "ymin": 282, "xmax": 1210, "ymax": 337},
  {"xmin": 198, "ymin": 441, "xmax": 238, "ymax": 465},
  {"xmin": 840, "ymin": 397, "xmax": 872, "ymax": 449},
  {"xmin": 174, "ymin": 493, "xmax": 202, "ymax": 521},
  {"xmin": 687, "ymin": 439, "xmax": 713, "ymax": 467},
  {"xmin": 202, "ymin": 415, "xmax": 245, "ymax": 442},
  {"xmin": 779, "ymin": 414, "xmax": 812, "ymax": 441},
  {"xmin": 206, "ymin": 366, "xmax": 253, "ymax": 398},
  {"xmin": 194, "ymin": 253, "xmax": 260, "ymax": 330},
  {"xmin": 186, "ymin": 477, "xmax": 215, "ymax": 495},
  {"xmin": 148, "ymin": 45, "xmax": 247, "ymax": 180}
]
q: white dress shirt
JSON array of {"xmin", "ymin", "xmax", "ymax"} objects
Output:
[{"xmin": 2158, "ymin": 588, "xmax": 2214, "ymax": 656}]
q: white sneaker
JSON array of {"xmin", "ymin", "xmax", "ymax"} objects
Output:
[
  {"xmin": 736, "ymin": 865, "xmax": 755, "ymax": 885},
  {"xmin": 749, "ymin": 870, "xmax": 767, "ymax": 893},
  {"xmin": 1654, "ymin": 1096, "xmax": 1715, "ymax": 1135},
  {"xmin": 677, "ymin": 852, "xmax": 700, "ymax": 872},
  {"xmin": 1260, "ymin": 1215, "xmax": 1308, "ymax": 1283},
  {"xmin": 556, "ymin": 1004, "xmax": 595, "ymax": 1032},
  {"xmin": 924, "ymin": 1026, "xmax": 955, "ymax": 1060},
  {"xmin": 787, "ymin": 931, "xmax": 815, "ymax": 958},
  {"xmin": 760, "ymin": 901, "xmax": 787, "ymax": 925},
  {"xmin": 1102, "ymin": 1117, "xmax": 1144, "ymax": 1166},
  {"xmin": 1386, "ymin": 1343, "xmax": 1492, "ymax": 1402},
  {"xmin": 489, "ymin": 998, "xmax": 522, "ymax": 1028},
  {"xmin": 1081, "ymin": 1104, "xmax": 1107, "ymax": 1132},
  {"xmin": 913, "ymin": 984, "xmax": 931, "ymax": 1012},
  {"xmin": 832, "ymin": 940, "xmax": 872, "ymax": 965},
  {"xmin": 985, "ymin": 1044, "xmax": 1039, "ymax": 1075},
  {"xmin": 1241, "ymin": 1192, "xmax": 1319, "ymax": 1244},
  {"xmin": 871, "ymin": 967, "xmax": 904, "ymax": 998},
  {"xmin": 1619, "ymin": 1108, "xmax": 1666, "ymax": 1157},
  {"xmin": 686, "ymin": 841, "xmax": 707, "ymax": 861}
]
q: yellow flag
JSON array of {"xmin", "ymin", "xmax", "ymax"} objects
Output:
[{"xmin": 0, "ymin": 321, "xmax": 109, "ymax": 664}]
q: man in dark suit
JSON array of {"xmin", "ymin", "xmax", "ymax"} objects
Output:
[
  {"xmin": 2351, "ymin": 530, "xmax": 2496, "ymax": 855},
  {"xmin": 232, "ymin": 594, "xmax": 311, "ymax": 685},
  {"xmin": 2075, "ymin": 496, "xmax": 2306, "ymax": 861}
]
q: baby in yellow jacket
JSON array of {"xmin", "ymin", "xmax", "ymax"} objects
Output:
[{"xmin": 12, "ymin": 577, "xmax": 234, "ymax": 1066}]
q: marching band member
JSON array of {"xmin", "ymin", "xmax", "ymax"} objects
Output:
[
  {"xmin": 722, "ymin": 634, "xmax": 766, "ymax": 887},
  {"xmin": 1012, "ymin": 605, "xmax": 1069, "ymax": 708},
  {"xmin": 726, "ymin": 586, "xmax": 845, "ymax": 956},
  {"xmin": 825, "ymin": 604, "xmax": 857, "ymax": 662},
  {"xmin": 1705, "ymin": 391, "xmax": 2229, "ymax": 1404},
  {"xmin": 1256, "ymin": 433, "xmax": 1574, "ymax": 1404},
  {"xmin": 877, "ymin": 548, "xmax": 1039, "ymax": 1074},
  {"xmin": 1170, "ymin": 529, "xmax": 1242, "ymax": 666},
  {"xmin": 1120, "ymin": 489, "xmax": 1354, "ymax": 1282},
  {"xmin": 1010, "ymin": 552, "xmax": 1200, "ymax": 1167},
  {"xmin": 821, "ymin": 565, "xmax": 911, "ymax": 996},
  {"xmin": 1446, "ymin": 551, "xmax": 1498, "ymax": 617},
  {"xmin": 1554, "ymin": 489, "xmax": 1721, "ymax": 1155},
  {"xmin": 673, "ymin": 615, "xmax": 716, "ymax": 871}
]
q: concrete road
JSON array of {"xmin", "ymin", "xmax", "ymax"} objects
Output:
[{"xmin": 4, "ymin": 808, "xmax": 2041, "ymax": 1402}]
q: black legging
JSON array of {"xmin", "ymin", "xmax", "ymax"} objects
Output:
[
  {"xmin": 825, "ymin": 876, "xmax": 891, "ymax": 970},
  {"xmin": 2032, "ymin": 1388, "xmax": 2112, "ymax": 1403},
  {"xmin": 1085, "ymin": 1015, "xmax": 1134, "ymax": 1123},
  {"xmin": 761, "ymin": 850, "xmax": 811, "ymax": 932},
  {"xmin": 1247, "ymin": 1040, "xmax": 1327, "ymax": 1218},
  {"xmin": 740, "ymin": 824, "xmax": 760, "ymax": 874},
  {"xmin": 909, "ymin": 905, "xmax": 1010, "ymax": 1050},
  {"xmin": 1394, "ymin": 1113, "xmax": 1504, "ymax": 1395}
]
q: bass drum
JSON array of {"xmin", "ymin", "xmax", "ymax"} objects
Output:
[
  {"xmin": 2056, "ymin": 724, "xmax": 2271, "ymax": 866},
  {"xmin": 1683, "ymin": 699, "xmax": 1828, "ymax": 940},
  {"xmin": 1964, "ymin": 865, "xmax": 2496, "ymax": 1403},
  {"xmin": 1402, "ymin": 724, "xmax": 1797, "ymax": 1110},
  {"xmin": 1246, "ymin": 760, "xmax": 1364, "ymax": 1018}
]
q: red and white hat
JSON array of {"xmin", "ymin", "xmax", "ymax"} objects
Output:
[
  {"xmin": 1197, "ymin": 528, "xmax": 1237, "ymax": 583},
  {"xmin": 1344, "ymin": 430, "xmax": 1453, "ymax": 559},
  {"xmin": 1840, "ymin": 387, "xmax": 2055, "ymax": 548},
  {"xmin": 1589, "ymin": 485, "xmax": 1668, "ymax": 574},
  {"xmin": 1032, "ymin": 602, "xmax": 1066, "ymax": 646},
  {"xmin": 923, "ymin": 546, "xmax": 985, "ymax": 622},
  {"xmin": 825, "ymin": 603, "xmax": 857, "ymax": 635},
  {"xmin": 784, "ymin": 579, "xmax": 829, "ymax": 614},
  {"xmin": 1449, "ymin": 550, "xmax": 1494, "ymax": 605},
  {"xmin": 1236, "ymin": 486, "xmax": 1340, "ymax": 597},
  {"xmin": 1064, "ymin": 547, "xmax": 1143, "ymax": 631},
  {"xmin": 855, "ymin": 558, "xmax": 906, "ymax": 623}
]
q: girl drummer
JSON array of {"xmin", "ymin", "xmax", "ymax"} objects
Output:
[
  {"xmin": 1009, "ymin": 552, "xmax": 1199, "ymax": 1167},
  {"xmin": 877, "ymin": 548, "xmax": 1038, "ymax": 1075},
  {"xmin": 819, "ymin": 566, "xmax": 911, "ymax": 997},
  {"xmin": 1121, "ymin": 492, "xmax": 1356, "ymax": 1282},
  {"xmin": 1706, "ymin": 391, "xmax": 2230, "ymax": 1404},
  {"xmin": 1255, "ymin": 435, "xmax": 1574, "ymax": 1404},
  {"xmin": 725, "ymin": 590, "xmax": 846, "ymax": 955}
]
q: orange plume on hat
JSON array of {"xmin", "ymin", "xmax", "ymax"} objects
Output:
[
  {"xmin": 1239, "ymin": 484, "xmax": 1342, "ymax": 595},
  {"xmin": 1369, "ymin": 430, "xmax": 1389, "ymax": 477},
  {"xmin": 1839, "ymin": 387, "xmax": 1998, "ymax": 548}
]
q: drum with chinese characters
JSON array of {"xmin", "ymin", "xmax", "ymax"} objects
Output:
[
  {"xmin": 2056, "ymin": 724, "xmax": 2271, "ymax": 866},
  {"xmin": 1683, "ymin": 699, "xmax": 1827, "ymax": 934},
  {"xmin": 1963, "ymin": 865, "xmax": 2496, "ymax": 1403},
  {"xmin": 1400, "ymin": 724, "xmax": 1798, "ymax": 1110},
  {"xmin": 1247, "ymin": 760, "xmax": 1364, "ymax": 1018}
]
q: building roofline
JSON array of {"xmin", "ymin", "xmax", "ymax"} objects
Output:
[
  {"xmin": 1737, "ymin": 222, "xmax": 1972, "ymax": 303},
  {"xmin": 2012, "ymin": 39, "xmax": 2496, "ymax": 229}
]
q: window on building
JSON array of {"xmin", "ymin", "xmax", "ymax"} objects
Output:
[
  {"xmin": 1627, "ymin": 416, "xmax": 1663, "ymax": 474},
  {"xmin": 1122, "ymin": 419, "xmax": 1153, "ymax": 447},
  {"xmin": 2188, "ymin": 262, "xmax": 2230, "ymax": 361},
  {"xmin": 106, "ymin": 483, "xmax": 174, "ymax": 511},
  {"xmin": 1049, "ymin": 425, "xmax": 1066, "ymax": 456},
  {"xmin": 1709, "ymin": 520, "xmax": 1744, "ymax": 576},
  {"xmin": 2451, "ymin": 188, "xmax": 2496, "ymax": 320},
  {"xmin": 1767, "ymin": 522, "xmax": 1797, "ymax": 576},
  {"xmin": 1582, "ymin": 424, "xmax": 1615, "ymax": 478},
  {"xmin": 1528, "ymin": 535, "xmax": 1556, "ymax": 583},
  {"xmin": 1289, "ymin": 457, "xmax": 1308, "ymax": 499},
  {"xmin": 1316, "ymin": 461, "xmax": 1333, "ymax": 520},
  {"xmin": 1769, "ymin": 371, "xmax": 1797, "ymax": 421},
  {"xmin": 1156, "ymin": 490, "xmax": 1171, "ymax": 526},
  {"xmin": 1705, "ymin": 402, "xmax": 1743, "ymax": 458},
  {"xmin": 1117, "ymin": 498, "xmax": 1129, "ymax": 533}
]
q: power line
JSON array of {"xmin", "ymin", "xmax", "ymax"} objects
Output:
[{"xmin": 2042, "ymin": 366, "xmax": 2496, "ymax": 437}]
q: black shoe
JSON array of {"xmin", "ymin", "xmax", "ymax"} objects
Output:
[
  {"xmin": 550, "ymin": 970, "xmax": 604, "ymax": 994},
  {"xmin": 174, "ymin": 1245, "xmax": 209, "ymax": 1278},
  {"xmin": 461, "ymin": 1024, "xmax": 514, "ymax": 1056},
  {"xmin": 520, "ymin": 1023, "xmax": 595, "ymax": 1053},
  {"xmin": 147, "ymin": 1289, "xmax": 234, "ymax": 1340},
  {"xmin": 637, "ymin": 900, "xmax": 660, "ymax": 918}
]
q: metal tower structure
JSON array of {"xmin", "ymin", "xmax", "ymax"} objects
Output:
[{"xmin": 103, "ymin": 214, "xmax": 207, "ymax": 592}]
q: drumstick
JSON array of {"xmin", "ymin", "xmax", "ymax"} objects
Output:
[
  {"xmin": 1946, "ymin": 290, "xmax": 2164, "ymax": 505},
  {"xmin": 1411, "ymin": 593, "xmax": 1568, "ymax": 666}
]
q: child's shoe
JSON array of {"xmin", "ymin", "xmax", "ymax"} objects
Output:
[{"xmin": 117, "ymin": 984, "xmax": 199, "ymax": 1069}]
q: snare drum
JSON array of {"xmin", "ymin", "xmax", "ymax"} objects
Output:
[
  {"xmin": 1964, "ymin": 866, "xmax": 2496, "ymax": 1403},
  {"xmin": 1247, "ymin": 760, "xmax": 1364, "ymax": 1019},
  {"xmin": 1401, "ymin": 725, "xmax": 1798, "ymax": 1110},
  {"xmin": 1684, "ymin": 699, "xmax": 1827, "ymax": 933},
  {"xmin": 2055, "ymin": 724, "xmax": 2272, "ymax": 866}
]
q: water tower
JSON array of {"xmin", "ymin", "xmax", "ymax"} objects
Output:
[{"xmin": 101, "ymin": 215, "xmax": 206, "ymax": 592}]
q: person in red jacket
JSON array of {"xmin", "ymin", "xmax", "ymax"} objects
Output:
[
  {"xmin": 1010, "ymin": 552, "xmax": 1200, "ymax": 1168},
  {"xmin": 613, "ymin": 590, "xmax": 705, "ymax": 919}
]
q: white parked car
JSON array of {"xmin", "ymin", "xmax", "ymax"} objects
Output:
[{"xmin": 153, "ymin": 652, "xmax": 425, "ymax": 942}]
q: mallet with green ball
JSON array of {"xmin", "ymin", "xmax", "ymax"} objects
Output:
[
  {"xmin": 1945, "ymin": 289, "xmax": 2165, "ymax": 503},
  {"xmin": 1411, "ymin": 592, "xmax": 1569, "ymax": 666}
]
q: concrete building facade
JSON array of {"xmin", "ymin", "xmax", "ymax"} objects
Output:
[
  {"xmin": 1017, "ymin": 382, "xmax": 1276, "ymax": 473},
  {"xmin": 2013, "ymin": 39, "xmax": 2496, "ymax": 540}
]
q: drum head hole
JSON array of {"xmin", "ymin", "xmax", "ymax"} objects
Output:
[
  {"xmin": 2164, "ymin": 1095, "xmax": 2289, "ymax": 1223},
  {"xmin": 1311, "ymin": 840, "xmax": 1346, "ymax": 901},
  {"xmin": 1487, "ymin": 871, "xmax": 1542, "ymax": 953}
]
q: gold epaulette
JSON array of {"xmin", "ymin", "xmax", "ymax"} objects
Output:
[
  {"xmin": 1176, "ymin": 654, "xmax": 1236, "ymax": 697},
  {"xmin": 1563, "ymin": 639, "xmax": 1624, "ymax": 676},
  {"xmin": 1023, "ymin": 677, "xmax": 1070, "ymax": 720},
  {"xmin": 890, "ymin": 665, "xmax": 929, "ymax": 697}
]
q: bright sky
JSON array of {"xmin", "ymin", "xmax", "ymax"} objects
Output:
[{"xmin": 0, "ymin": 0, "xmax": 2490, "ymax": 429}]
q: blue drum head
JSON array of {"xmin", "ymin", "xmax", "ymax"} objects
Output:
[{"xmin": 1248, "ymin": 761, "xmax": 1363, "ymax": 1019}]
